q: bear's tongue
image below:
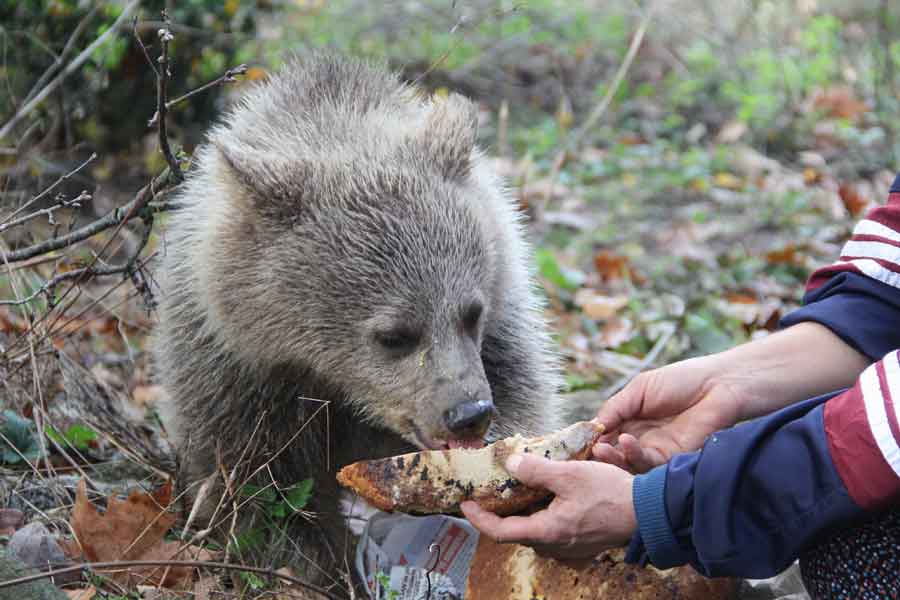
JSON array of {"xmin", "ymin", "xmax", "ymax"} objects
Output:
[{"xmin": 447, "ymin": 438, "xmax": 486, "ymax": 450}]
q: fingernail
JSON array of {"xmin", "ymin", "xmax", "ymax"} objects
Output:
[{"xmin": 506, "ymin": 454, "xmax": 522, "ymax": 473}]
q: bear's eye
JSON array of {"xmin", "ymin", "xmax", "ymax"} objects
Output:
[
  {"xmin": 374, "ymin": 328, "xmax": 420, "ymax": 355},
  {"xmin": 463, "ymin": 302, "xmax": 483, "ymax": 334}
]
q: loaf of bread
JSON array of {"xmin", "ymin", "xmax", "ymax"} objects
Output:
[
  {"xmin": 466, "ymin": 538, "xmax": 739, "ymax": 600},
  {"xmin": 336, "ymin": 421, "xmax": 603, "ymax": 515}
]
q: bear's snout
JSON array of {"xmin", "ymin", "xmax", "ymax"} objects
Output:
[{"xmin": 443, "ymin": 398, "xmax": 493, "ymax": 442}]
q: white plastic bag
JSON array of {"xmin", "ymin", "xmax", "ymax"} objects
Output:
[{"xmin": 355, "ymin": 512, "xmax": 479, "ymax": 600}]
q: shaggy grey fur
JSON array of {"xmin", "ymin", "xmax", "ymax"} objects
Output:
[{"xmin": 153, "ymin": 53, "xmax": 562, "ymax": 585}]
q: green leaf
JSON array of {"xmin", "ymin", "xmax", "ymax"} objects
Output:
[
  {"xmin": 240, "ymin": 484, "xmax": 277, "ymax": 504},
  {"xmin": 45, "ymin": 423, "xmax": 97, "ymax": 450},
  {"xmin": 535, "ymin": 248, "xmax": 584, "ymax": 291},
  {"xmin": 231, "ymin": 528, "xmax": 264, "ymax": 553},
  {"xmin": 283, "ymin": 478, "xmax": 314, "ymax": 511},
  {"xmin": 376, "ymin": 572, "xmax": 399, "ymax": 600},
  {"xmin": 239, "ymin": 571, "xmax": 266, "ymax": 590},
  {"xmin": 684, "ymin": 313, "xmax": 735, "ymax": 355},
  {"xmin": 1, "ymin": 411, "xmax": 42, "ymax": 464}
]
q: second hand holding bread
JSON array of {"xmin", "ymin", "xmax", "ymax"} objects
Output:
[{"xmin": 337, "ymin": 421, "xmax": 604, "ymax": 516}]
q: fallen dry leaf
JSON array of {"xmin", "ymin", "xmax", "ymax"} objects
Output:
[
  {"xmin": 66, "ymin": 587, "xmax": 97, "ymax": 600},
  {"xmin": 593, "ymin": 250, "xmax": 643, "ymax": 283},
  {"xmin": 193, "ymin": 575, "xmax": 220, "ymax": 600},
  {"xmin": 71, "ymin": 479, "xmax": 175, "ymax": 563},
  {"xmin": 68, "ymin": 479, "xmax": 211, "ymax": 589},
  {"xmin": 716, "ymin": 120, "xmax": 747, "ymax": 143},
  {"xmin": 597, "ymin": 316, "xmax": 634, "ymax": 348},
  {"xmin": 765, "ymin": 244, "xmax": 800, "ymax": 266},
  {"xmin": 574, "ymin": 289, "xmax": 629, "ymax": 320},
  {"xmin": 803, "ymin": 167, "xmax": 821, "ymax": 185},
  {"xmin": 712, "ymin": 172, "xmax": 744, "ymax": 190},
  {"xmin": 131, "ymin": 384, "xmax": 165, "ymax": 408},
  {"xmin": 723, "ymin": 292, "xmax": 757, "ymax": 304},
  {"xmin": 812, "ymin": 86, "xmax": 869, "ymax": 120},
  {"xmin": 0, "ymin": 507, "xmax": 24, "ymax": 536},
  {"xmin": 838, "ymin": 183, "xmax": 869, "ymax": 216}
]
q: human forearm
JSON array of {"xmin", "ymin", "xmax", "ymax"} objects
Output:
[
  {"xmin": 627, "ymin": 391, "xmax": 860, "ymax": 578},
  {"xmin": 707, "ymin": 321, "xmax": 870, "ymax": 421},
  {"xmin": 628, "ymin": 352, "xmax": 900, "ymax": 578}
]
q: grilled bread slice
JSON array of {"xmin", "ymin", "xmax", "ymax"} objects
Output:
[{"xmin": 336, "ymin": 421, "xmax": 603, "ymax": 515}]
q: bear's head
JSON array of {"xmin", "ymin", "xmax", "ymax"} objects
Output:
[{"xmin": 197, "ymin": 80, "xmax": 505, "ymax": 450}]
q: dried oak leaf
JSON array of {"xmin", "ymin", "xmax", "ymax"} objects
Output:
[
  {"xmin": 812, "ymin": 86, "xmax": 869, "ymax": 121},
  {"xmin": 838, "ymin": 183, "xmax": 869, "ymax": 216},
  {"xmin": 65, "ymin": 586, "xmax": 97, "ymax": 600},
  {"xmin": 0, "ymin": 507, "xmax": 24, "ymax": 536},
  {"xmin": 765, "ymin": 244, "xmax": 801, "ymax": 266},
  {"xmin": 69, "ymin": 479, "xmax": 208, "ymax": 589},
  {"xmin": 593, "ymin": 250, "xmax": 645, "ymax": 284}
]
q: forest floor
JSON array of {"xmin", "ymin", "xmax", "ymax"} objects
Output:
[{"xmin": 1, "ymin": 2, "xmax": 896, "ymax": 598}]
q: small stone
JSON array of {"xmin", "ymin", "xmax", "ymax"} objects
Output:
[
  {"xmin": 9, "ymin": 522, "xmax": 66, "ymax": 570},
  {"xmin": 0, "ymin": 549, "xmax": 67, "ymax": 600}
]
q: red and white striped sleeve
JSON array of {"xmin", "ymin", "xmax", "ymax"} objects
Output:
[
  {"xmin": 824, "ymin": 350, "xmax": 900, "ymax": 510},
  {"xmin": 807, "ymin": 189, "xmax": 900, "ymax": 293}
]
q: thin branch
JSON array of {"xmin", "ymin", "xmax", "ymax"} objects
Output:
[
  {"xmin": 0, "ymin": 167, "xmax": 177, "ymax": 264},
  {"xmin": 22, "ymin": 5, "xmax": 100, "ymax": 106},
  {"xmin": 539, "ymin": 1, "xmax": 656, "ymax": 213},
  {"xmin": 0, "ymin": 153, "xmax": 96, "ymax": 227},
  {"xmin": 564, "ymin": 2, "xmax": 656, "ymax": 154},
  {"xmin": 0, "ymin": 0, "xmax": 140, "ymax": 141},
  {"xmin": 0, "ymin": 559, "xmax": 342, "ymax": 599},
  {"xmin": 154, "ymin": 15, "xmax": 182, "ymax": 182},
  {"xmin": 0, "ymin": 243, "xmax": 154, "ymax": 308},
  {"xmin": 599, "ymin": 323, "xmax": 675, "ymax": 400},
  {"xmin": 132, "ymin": 15, "xmax": 159, "ymax": 78},
  {"xmin": 0, "ymin": 191, "xmax": 90, "ymax": 235},
  {"xmin": 148, "ymin": 64, "xmax": 249, "ymax": 126}
]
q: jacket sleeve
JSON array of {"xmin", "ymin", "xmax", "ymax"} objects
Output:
[
  {"xmin": 625, "ymin": 351, "xmax": 900, "ymax": 578},
  {"xmin": 780, "ymin": 174, "xmax": 900, "ymax": 359}
]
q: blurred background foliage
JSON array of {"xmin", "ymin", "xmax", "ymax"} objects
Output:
[{"xmin": 1, "ymin": 0, "xmax": 898, "ymax": 408}]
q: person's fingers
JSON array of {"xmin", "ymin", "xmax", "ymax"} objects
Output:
[
  {"xmin": 594, "ymin": 375, "xmax": 648, "ymax": 432},
  {"xmin": 505, "ymin": 454, "xmax": 572, "ymax": 493},
  {"xmin": 618, "ymin": 433, "xmax": 663, "ymax": 473},
  {"xmin": 591, "ymin": 442, "xmax": 630, "ymax": 470},
  {"xmin": 460, "ymin": 501, "xmax": 556, "ymax": 545}
]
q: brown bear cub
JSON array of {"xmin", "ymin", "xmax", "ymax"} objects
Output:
[{"xmin": 153, "ymin": 53, "xmax": 563, "ymax": 585}]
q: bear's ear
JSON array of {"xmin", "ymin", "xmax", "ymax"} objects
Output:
[
  {"xmin": 412, "ymin": 93, "xmax": 478, "ymax": 182},
  {"xmin": 214, "ymin": 139, "xmax": 313, "ymax": 215}
]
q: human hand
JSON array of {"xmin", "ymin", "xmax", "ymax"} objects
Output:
[
  {"xmin": 460, "ymin": 454, "xmax": 635, "ymax": 560},
  {"xmin": 592, "ymin": 322, "xmax": 871, "ymax": 474},
  {"xmin": 592, "ymin": 355, "xmax": 744, "ymax": 473}
]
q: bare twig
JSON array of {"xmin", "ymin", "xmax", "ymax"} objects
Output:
[
  {"xmin": 0, "ymin": 560, "xmax": 342, "ymax": 599},
  {"xmin": 538, "ymin": 1, "xmax": 657, "ymax": 217},
  {"xmin": 0, "ymin": 167, "xmax": 176, "ymax": 264},
  {"xmin": 148, "ymin": 64, "xmax": 249, "ymax": 126},
  {"xmin": 559, "ymin": 2, "xmax": 655, "ymax": 160},
  {"xmin": 0, "ymin": 245, "xmax": 155, "ymax": 308},
  {"xmin": 154, "ymin": 14, "xmax": 182, "ymax": 182},
  {"xmin": 131, "ymin": 15, "xmax": 159, "ymax": 78},
  {"xmin": 0, "ymin": 0, "xmax": 140, "ymax": 141},
  {"xmin": 599, "ymin": 323, "xmax": 675, "ymax": 400},
  {"xmin": 0, "ymin": 191, "xmax": 90, "ymax": 235},
  {"xmin": 0, "ymin": 153, "xmax": 96, "ymax": 227},
  {"xmin": 22, "ymin": 5, "xmax": 100, "ymax": 106}
]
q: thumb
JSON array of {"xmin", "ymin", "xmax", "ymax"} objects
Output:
[
  {"xmin": 505, "ymin": 454, "xmax": 570, "ymax": 492},
  {"xmin": 595, "ymin": 377, "xmax": 646, "ymax": 432}
]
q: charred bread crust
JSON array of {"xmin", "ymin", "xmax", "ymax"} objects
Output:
[
  {"xmin": 336, "ymin": 421, "xmax": 603, "ymax": 515},
  {"xmin": 466, "ymin": 539, "xmax": 739, "ymax": 599}
]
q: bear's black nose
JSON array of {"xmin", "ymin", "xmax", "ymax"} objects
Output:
[{"xmin": 443, "ymin": 399, "xmax": 494, "ymax": 437}]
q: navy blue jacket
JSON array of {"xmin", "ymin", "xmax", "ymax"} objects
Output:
[{"xmin": 625, "ymin": 177, "xmax": 900, "ymax": 578}]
